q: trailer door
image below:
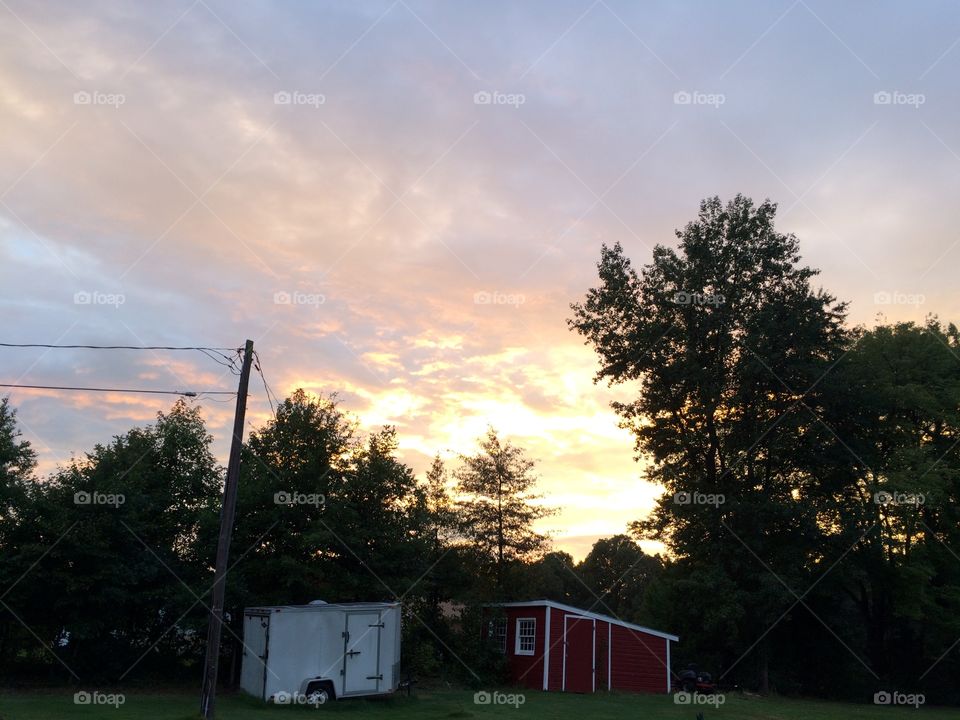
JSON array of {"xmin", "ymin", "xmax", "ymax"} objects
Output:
[
  {"xmin": 241, "ymin": 613, "xmax": 270, "ymax": 700},
  {"xmin": 342, "ymin": 612, "xmax": 382, "ymax": 695}
]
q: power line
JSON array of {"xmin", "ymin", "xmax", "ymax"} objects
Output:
[
  {"xmin": 0, "ymin": 343, "xmax": 244, "ymax": 399},
  {"xmin": 252, "ymin": 351, "xmax": 278, "ymax": 417},
  {"xmin": 0, "ymin": 383, "xmax": 235, "ymax": 397},
  {"xmin": 0, "ymin": 343, "xmax": 240, "ymax": 351},
  {"xmin": 198, "ymin": 348, "xmax": 242, "ymax": 375}
]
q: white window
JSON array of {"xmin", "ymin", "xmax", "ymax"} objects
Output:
[
  {"xmin": 515, "ymin": 618, "xmax": 536, "ymax": 656},
  {"xmin": 489, "ymin": 618, "xmax": 507, "ymax": 653}
]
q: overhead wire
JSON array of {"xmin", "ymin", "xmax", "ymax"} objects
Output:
[
  {"xmin": 252, "ymin": 351, "xmax": 279, "ymax": 418},
  {"xmin": 0, "ymin": 343, "xmax": 240, "ymax": 351},
  {"xmin": 0, "ymin": 342, "xmax": 243, "ymax": 400},
  {"xmin": 0, "ymin": 383, "xmax": 235, "ymax": 397}
]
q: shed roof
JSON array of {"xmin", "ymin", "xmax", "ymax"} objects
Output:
[{"xmin": 489, "ymin": 599, "xmax": 679, "ymax": 642}]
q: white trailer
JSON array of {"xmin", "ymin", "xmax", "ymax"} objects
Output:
[{"xmin": 240, "ymin": 601, "xmax": 401, "ymax": 705}]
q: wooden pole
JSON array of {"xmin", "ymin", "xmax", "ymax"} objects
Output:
[{"xmin": 200, "ymin": 339, "xmax": 254, "ymax": 719}]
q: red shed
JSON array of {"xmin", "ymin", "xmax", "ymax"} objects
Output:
[{"xmin": 486, "ymin": 600, "xmax": 677, "ymax": 694}]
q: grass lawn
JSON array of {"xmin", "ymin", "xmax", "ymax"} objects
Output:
[{"xmin": 0, "ymin": 687, "xmax": 948, "ymax": 720}]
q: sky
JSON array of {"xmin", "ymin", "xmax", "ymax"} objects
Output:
[{"xmin": 2, "ymin": 0, "xmax": 959, "ymax": 560}]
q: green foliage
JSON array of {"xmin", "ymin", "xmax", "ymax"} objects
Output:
[
  {"xmin": 571, "ymin": 195, "xmax": 848, "ymax": 690},
  {"xmin": 454, "ymin": 428, "xmax": 554, "ymax": 593},
  {"xmin": 570, "ymin": 195, "xmax": 960, "ymax": 702},
  {"xmin": 574, "ymin": 535, "xmax": 662, "ymax": 622},
  {"xmin": 514, "ymin": 551, "xmax": 580, "ymax": 605},
  {"xmin": 0, "ymin": 400, "xmax": 220, "ymax": 682},
  {"xmin": 226, "ymin": 390, "xmax": 432, "ymax": 607}
]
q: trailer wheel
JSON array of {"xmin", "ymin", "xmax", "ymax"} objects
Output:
[{"xmin": 304, "ymin": 681, "xmax": 334, "ymax": 707}]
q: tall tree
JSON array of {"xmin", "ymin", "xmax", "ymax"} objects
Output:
[
  {"xmin": 454, "ymin": 428, "xmax": 552, "ymax": 594},
  {"xmin": 417, "ymin": 455, "xmax": 467, "ymax": 612},
  {"xmin": 226, "ymin": 389, "xmax": 355, "ymax": 611},
  {"xmin": 424, "ymin": 455, "xmax": 457, "ymax": 547},
  {"xmin": 570, "ymin": 195, "xmax": 849, "ymax": 690},
  {"xmin": 318, "ymin": 425, "xmax": 430, "ymax": 600}
]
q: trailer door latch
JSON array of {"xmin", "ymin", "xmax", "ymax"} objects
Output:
[
  {"xmin": 346, "ymin": 650, "xmax": 361, "ymax": 657},
  {"xmin": 369, "ymin": 622, "xmax": 384, "ymax": 628},
  {"xmin": 366, "ymin": 675, "xmax": 383, "ymax": 680}
]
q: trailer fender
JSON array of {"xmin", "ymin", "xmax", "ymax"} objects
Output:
[{"xmin": 300, "ymin": 677, "xmax": 337, "ymax": 703}]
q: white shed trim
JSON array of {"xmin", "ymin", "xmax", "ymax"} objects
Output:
[
  {"xmin": 542, "ymin": 606, "xmax": 551, "ymax": 691},
  {"xmin": 666, "ymin": 638, "xmax": 672, "ymax": 693}
]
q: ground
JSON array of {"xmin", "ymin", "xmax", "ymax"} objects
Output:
[{"xmin": 0, "ymin": 687, "xmax": 950, "ymax": 720}]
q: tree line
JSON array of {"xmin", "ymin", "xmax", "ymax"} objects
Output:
[{"xmin": 0, "ymin": 390, "xmax": 636, "ymax": 687}]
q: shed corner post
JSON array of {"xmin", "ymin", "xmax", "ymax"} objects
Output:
[{"xmin": 665, "ymin": 638, "xmax": 672, "ymax": 694}]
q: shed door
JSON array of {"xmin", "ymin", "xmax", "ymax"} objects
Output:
[
  {"xmin": 342, "ymin": 612, "xmax": 382, "ymax": 695},
  {"xmin": 563, "ymin": 616, "xmax": 595, "ymax": 693},
  {"xmin": 241, "ymin": 613, "xmax": 269, "ymax": 700}
]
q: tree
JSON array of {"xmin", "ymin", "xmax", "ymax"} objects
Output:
[
  {"xmin": 424, "ymin": 455, "xmax": 457, "ymax": 547},
  {"xmin": 0, "ymin": 396, "xmax": 36, "ymax": 555},
  {"xmin": 570, "ymin": 195, "xmax": 849, "ymax": 691},
  {"xmin": 0, "ymin": 397, "xmax": 39, "ymax": 673},
  {"xmin": 454, "ymin": 428, "xmax": 553, "ymax": 594},
  {"xmin": 817, "ymin": 320, "xmax": 960, "ymax": 694},
  {"xmin": 7, "ymin": 400, "xmax": 221, "ymax": 681},
  {"xmin": 225, "ymin": 391, "xmax": 441, "ymax": 682},
  {"xmin": 417, "ymin": 455, "xmax": 468, "ymax": 612},
  {"xmin": 573, "ymin": 535, "xmax": 661, "ymax": 622},
  {"xmin": 517, "ymin": 551, "xmax": 580, "ymax": 604},
  {"xmin": 319, "ymin": 425, "xmax": 430, "ymax": 600},
  {"xmin": 226, "ymin": 389, "xmax": 355, "ymax": 612}
]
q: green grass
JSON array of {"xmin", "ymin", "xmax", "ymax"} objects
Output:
[{"xmin": 0, "ymin": 687, "xmax": 949, "ymax": 720}]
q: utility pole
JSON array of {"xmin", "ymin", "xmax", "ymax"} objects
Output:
[{"xmin": 200, "ymin": 339, "xmax": 254, "ymax": 719}]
